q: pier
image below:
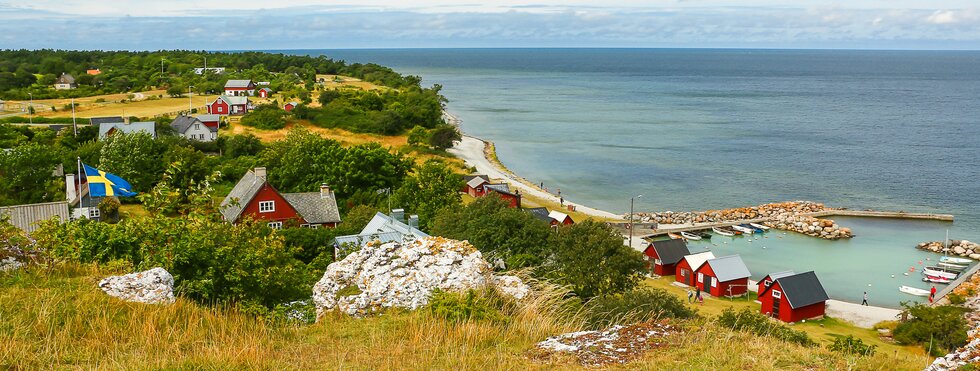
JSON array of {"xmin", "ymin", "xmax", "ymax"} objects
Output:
[{"xmin": 932, "ymin": 263, "xmax": 980, "ymax": 306}]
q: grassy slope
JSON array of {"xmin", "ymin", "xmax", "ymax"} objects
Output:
[{"xmin": 0, "ymin": 265, "xmax": 929, "ymax": 369}]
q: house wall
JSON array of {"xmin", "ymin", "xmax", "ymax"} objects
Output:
[
  {"xmin": 466, "ymin": 185, "xmax": 487, "ymax": 197},
  {"xmin": 209, "ymin": 100, "xmax": 229, "ymax": 115},
  {"xmin": 181, "ymin": 123, "xmax": 216, "ymax": 142},
  {"xmin": 229, "ymin": 104, "xmax": 248, "ymax": 115},
  {"xmin": 200, "ymin": 120, "xmax": 220, "ymax": 130},
  {"xmin": 675, "ymin": 259, "xmax": 695, "ymax": 286},
  {"xmin": 759, "ymin": 281, "xmax": 827, "ymax": 323},
  {"xmin": 239, "ymin": 184, "xmax": 307, "ymax": 225},
  {"xmin": 696, "ymin": 263, "xmax": 749, "ymax": 297},
  {"xmin": 494, "ymin": 192, "xmax": 521, "ymax": 208},
  {"xmin": 225, "ymin": 87, "xmax": 255, "ymax": 96}
]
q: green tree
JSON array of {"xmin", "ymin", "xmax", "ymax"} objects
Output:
[
  {"xmin": 392, "ymin": 160, "xmax": 462, "ymax": 230},
  {"xmin": 543, "ymin": 220, "xmax": 646, "ymax": 299},
  {"xmin": 0, "ymin": 142, "xmax": 65, "ymax": 206},
  {"xmin": 239, "ymin": 104, "xmax": 287, "ymax": 130},
  {"xmin": 432, "ymin": 196, "xmax": 551, "ymax": 269},
  {"xmin": 428, "ymin": 125, "xmax": 461, "ymax": 150},
  {"xmin": 98, "ymin": 132, "xmax": 166, "ymax": 193},
  {"xmin": 318, "ymin": 89, "xmax": 341, "ymax": 106},
  {"xmin": 222, "ymin": 134, "xmax": 264, "ymax": 158},
  {"xmin": 894, "ymin": 303, "xmax": 969, "ymax": 355},
  {"xmin": 407, "ymin": 126, "xmax": 429, "ymax": 147}
]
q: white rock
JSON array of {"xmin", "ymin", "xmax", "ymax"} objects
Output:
[
  {"xmin": 98, "ymin": 267, "xmax": 175, "ymax": 304},
  {"xmin": 493, "ymin": 275, "xmax": 530, "ymax": 300},
  {"xmin": 0, "ymin": 256, "xmax": 24, "ymax": 272}
]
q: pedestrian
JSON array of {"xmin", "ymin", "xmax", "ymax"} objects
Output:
[
  {"xmin": 686, "ymin": 289, "xmax": 694, "ymax": 303},
  {"xmin": 557, "ymin": 188, "xmax": 561, "ymax": 197},
  {"xmin": 695, "ymin": 286, "xmax": 703, "ymax": 304},
  {"xmin": 930, "ymin": 285, "xmax": 937, "ymax": 303},
  {"xmin": 559, "ymin": 197, "xmax": 564, "ymax": 206},
  {"xmin": 862, "ymin": 291, "xmax": 868, "ymax": 306},
  {"xmin": 540, "ymin": 182, "xmax": 544, "ymax": 189}
]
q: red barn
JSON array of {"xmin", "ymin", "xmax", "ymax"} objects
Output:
[
  {"xmin": 758, "ymin": 271, "xmax": 829, "ymax": 323},
  {"xmin": 675, "ymin": 251, "xmax": 715, "ymax": 286},
  {"xmin": 644, "ymin": 239, "xmax": 691, "ymax": 276},
  {"xmin": 258, "ymin": 88, "xmax": 273, "ymax": 98},
  {"xmin": 284, "ymin": 102, "xmax": 299, "ymax": 112},
  {"xmin": 208, "ymin": 95, "xmax": 250, "ymax": 116},
  {"xmin": 757, "ymin": 270, "xmax": 795, "ymax": 295},
  {"xmin": 224, "ymin": 79, "xmax": 256, "ymax": 96},
  {"xmin": 219, "ymin": 167, "xmax": 341, "ymax": 229},
  {"xmin": 695, "ymin": 255, "xmax": 751, "ymax": 297}
]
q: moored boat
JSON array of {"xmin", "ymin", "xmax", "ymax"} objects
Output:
[
  {"xmin": 679, "ymin": 231, "xmax": 702, "ymax": 240},
  {"xmin": 749, "ymin": 223, "xmax": 770, "ymax": 231},
  {"xmin": 668, "ymin": 233, "xmax": 684, "ymax": 240},
  {"xmin": 937, "ymin": 262, "xmax": 968, "ymax": 271},
  {"xmin": 712, "ymin": 227, "xmax": 735, "ymax": 237},
  {"xmin": 923, "ymin": 266, "xmax": 958, "ymax": 280},
  {"xmin": 940, "ymin": 256, "xmax": 973, "ymax": 265},
  {"xmin": 731, "ymin": 225, "xmax": 755, "ymax": 234},
  {"xmin": 923, "ymin": 274, "xmax": 952, "ymax": 284},
  {"xmin": 695, "ymin": 231, "xmax": 712, "ymax": 239},
  {"xmin": 899, "ymin": 286, "xmax": 931, "ymax": 297},
  {"xmin": 740, "ymin": 224, "xmax": 764, "ymax": 233}
]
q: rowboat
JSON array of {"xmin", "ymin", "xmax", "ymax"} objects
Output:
[
  {"xmin": 731, "ymin": 225, "xmax": 756, "ymax": 234},
  {"xmin": 923, "ymin": 274, "xmax": 952, "ymax": 284},
  {"xmin": 712, "ymin": 227, "xmax": 735, "ymax": 237},
  {"xmin": 668, "ymin": 233, "xmax": 684, "ymax": 240},
  {"xmin": 937, "ymin": 262, "xmax": 968, "ymax": 271},
  {"xmin": 749, "ymin": 223, "xmax": 770, "ymax": 231},
  {"xmin": 923, "ymin": 266, "xmax": 958, "ymax": 280},
  {"xmin": 695, "ymin": 231, "xmax": 712, "ymax": 239},
  {"xmin": 679, "ymin": 231, "xmax": 702, "ymax": 241},
  {"xmin": 940, "ymin": 256, "xmax": 973, "ymax": 265},
  {"xmin": 899, "ymin": 286, "xmax": 931, "ymax": 297}
]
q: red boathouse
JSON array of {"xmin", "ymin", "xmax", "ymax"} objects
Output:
[
  {"xmin": 758, "ymin": 271, "xmax": 829, "ymax": 323},
  {"xmin": 675, "ymin": 251, "xmax": 715, "ymax": 287},
  {"xmin": 644, "ymin": 239, "xmax": 691, "ymax": 276}
]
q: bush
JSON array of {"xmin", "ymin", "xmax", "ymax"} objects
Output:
[
  {"xmin": 717, "ymin": 307, "xmax": 816, "ymax": 347},
  {"xmin": 582, "ymin": 287, "xmax": 696, "ymax": 329},
  {"xmin": 948, "ymin": 293, "xmax": 967, "ymax": 305},
  {"xmin": 894, "ymin": 303, "xmax": 969, "ymax": 356},
  {"xmin": 239, "ymin": 104, "xmax": 287, "ymax": 130},
  {"xmin": 828, "ymin": 335, "xmax": 877, "ymax": 356},
  {"xmin": 427, "ymin": 289, "xmax": 509, "ymax": 324}
]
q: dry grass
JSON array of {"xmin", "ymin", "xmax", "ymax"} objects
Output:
[
  {"xmin": 37, "ymin": 93, "xmax": 218, "ymax": 119},
  {"xmin": 0, "ymin": 264, "xmax": 930, "ymax": 370},
  {"xmin": 316, "ymin": 75, "xmax": 387, "ymax": 91}
]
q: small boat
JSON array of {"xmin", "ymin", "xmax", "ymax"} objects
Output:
[
  {"xmin": 940, "ymin": 256, "xmax": 973, "ymax": 265},
  {"xmin": 679, "ymin": 231, "xmax": 702, "ymax": 241},
  {"xmin": 731, "ymin": 225, "xmax": 755, "ymax": 234},
  {"xmin": 749, "ymin": 223, "xmax": 770, "ymax": 231},
  {"xmin": 923, "ymin": 274, "xmax": 952, "ymax": 284},
  {"xmin": 695, "ymin": 231, "xmax": 712, "ymax": 239},
  {"xmin": 712, "ymin": 227, "xmax": 734, "ymax": 237},
  {"xmin": 899, "ymin": 286, "xmax": 931, "ymax": 297},
  {"xmin": 740, "ymin": 224, "xmax": 764, "ymax": 233},
  {"xmin": 668, "ymin": 233, "xmax": 684, "ymax": 240},
  {"xmin": 923, "ymin": 266, "xmax": 958, "ymax": 280},
  {"xmin": 937, "ymin": 262, "xmax": 968, "ymax": 271}
]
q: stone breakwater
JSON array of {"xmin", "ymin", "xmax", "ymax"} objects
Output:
[
  {"xmin": 629, "ymin": 201, "xmax": 852, "ymax": 240},
  {"xmin": 918, "ymin": 240, "xmax": 980, "ymax": 260},
  {"xmin": 928, "ymin": 273, "xmax": 980, "ymax": 370}
]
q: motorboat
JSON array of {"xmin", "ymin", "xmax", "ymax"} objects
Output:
[
  {"xmin": 712, "ymin": 227, "xmax": 735, "ymax": 237},
  {"xmin": 668, "ymin": 233, "xmax": 684, "ymax": 240},
  {"xmin": 695, "ymin": 231, "xmax": 713, "ymax": 239},
  {"xmin": 679, "ymin": 231, "xmax": 702, "ymax": 241},
  {"xmin": 940, "ymin": 256, "xmax": 973, "ymax": 265},
  {"xmin": 740, "ymin": 224, "xmax": 764, "ymax": 233},
  {"xmin": 731, "ymin": 225, "xmax": 755, "ymax": 234},
  {"xmin": 899, "ymin": 286, "xmax": 931, "ymax": 297},
  {"xmin": 749, "ymin": 223, "xmax": 770, "ymax": 231},
  {"xmin": 923, "ymin": 266, "xmax": 958, "ymax": 280},
  {"xmin": 937, "ymin": 262, "xmax": 968, "ymax": 271},
  {"xmin": 923, "ymin": 274, "xmax": 952, "ymax": 284}
]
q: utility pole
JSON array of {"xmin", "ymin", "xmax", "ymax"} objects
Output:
[
  {"xmin": 188, "ymin": 85, "xmax": 194, "ymax": 112},
  {"xmin": 71, "ymin": 97, "xmax": 77, "ymax": 136},
  {"xmin": 629, "ymin": 194, "xmax": 643, "ymax": 249},
  {"xmin": 161, "ymin": 58, "xmax": 166, "ymax": 74},
  {"xmin": 27, "ymin": 93, "xmax": 33, "ymax": 125}
]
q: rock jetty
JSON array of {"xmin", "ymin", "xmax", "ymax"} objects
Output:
[
  {"xmin": 312, "ymin": 237, "xmax": 529, "ymax": 319},
  {"xmin": 928, "ymin": 273, "xmax": 980, "ymax": 370},
  {"xmin": 629, "ymin": 201, "xmax": 852, "ymax": 240},
  {"xmin": 918, "ymin": 240, "xmax": 980, "ymax": 260},
  {"xmin": 763, "ymin": 214, "xmax": 853, "ymax": 240},
  {"xmin": 98, "ymin": 267, "xmax": 176, "ymax": 304}
]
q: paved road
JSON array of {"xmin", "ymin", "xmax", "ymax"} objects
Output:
[{"xmin": 449, "ymin": 135, "xmax": 620, "ymax": 220}]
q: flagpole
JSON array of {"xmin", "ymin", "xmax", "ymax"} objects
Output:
[{"xmin": 76, "ymin": 157, "xmax": 83, "ymax": 208}]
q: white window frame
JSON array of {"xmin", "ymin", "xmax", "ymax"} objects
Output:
[
  {"xmin": 300, "ymin": 224, "xmax": 320, "ymax": 229},
  {"xmin": 711, "ymin": 279, "xmax": 718, "ymax": 288},
  {"xmin": 654, "ymin": 258, "xmax": 662, "ymax": 265},
  {"xmin": 194, "ymin": 123, "xmax": 201, "ymax": 130},
  {"xmin": 697, "ymin": 273, "xmax": 703, "ymax": 283},
  {"xmin": 764, "ymin": 279, "xmax": 772, "ymax": 288},
  {"xmin": 258, "ymin": 200, "xmax": 275, "ymax": 213},
  {"xmin": 772, "ymin": 290, "xmax": 782, "ymax": 299},
  {"xmin": 89, "ymin": 208, "xmax": 101, "ymax": 218},
  {"xmin": 267, "ymin": 221, "xmax": 283, "ymax": 230}
]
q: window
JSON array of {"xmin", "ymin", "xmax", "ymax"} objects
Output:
[
  {"xmin": 258, "ymin": 200, "xmax": 275, "ymax": 213},
  {"xmin": 267, "ymin": 221, "xmax": 283, "ymax": 230},
  {"xmin": 711, "ymin": 279, "xmax": 717, "ymax": 288},
  {"xmin": 764, "ymin": 279, "xmax": 772, "ymax": 288},
  {"xmin": 199, "ymin": 133, "xmax": 205, "ymax": 140},
  {"xmin": 654, "ymin": 259, "xmax": 662, "ymax": 265},
  {"xmin": 89, "ymin": 208, "xmax": 100, "ymax": 218},
  {"xmin": 300, "ymin": 224, "xmax": 320, "ymax": 229},
  {"xmin": 194, "ymin": 123, "xmax": 200, "ymax": 130},
  {"xmin": 772, "ymin": 290, "xmax": 782, "ymax": 299},
  {"xmin": 697, "ymin": 273, "xmax": 703, "ymax": 283}
]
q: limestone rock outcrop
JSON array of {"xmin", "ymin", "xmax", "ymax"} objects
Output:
[
  {"xmin": 98, "ymin": 267, "xmax": 176, "ymax": 304},
  {"xmin": 918, "ymin": 240, "xmax": 980, "ymax": 258}
]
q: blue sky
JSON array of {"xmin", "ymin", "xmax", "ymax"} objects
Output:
[{"xmin": 1, "ymin": 1, "xmax": 978, "ymax": 50}]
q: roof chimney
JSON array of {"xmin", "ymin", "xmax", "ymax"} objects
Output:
[
  {"xmin": 408, "ymin": 215, "xmax": 419, "ymax": 229},
  {"xmin": 65, "ymin": 174, "xmax": 77, "ymax": 205},
  {"xmin": 123, "ymin": 116, "xmax": 130, "ymax": 125},
  {"xmin": 391, "ymin": 208, "xmax": 405, "ymax": 223},
  {"xmin": 319, "ymin": 183, "xmax": 331, "ymax": 199},
  {"xmin": 254, "ymin": 167, "xmax": 267, "ymax": 180}
]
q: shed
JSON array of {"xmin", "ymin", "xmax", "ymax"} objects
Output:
[
  {"xmin": 284, "ymin": 102, "xmax": 299, "ymax": 112},
  {"xmin": 0, "ymin": 201, "xmax": 70, "ymax": 234},
  {"xmin": 258, "ymin": 87, "xmax": 273, "ymax": 98},
  {"xmin": 644, "ymin": 239, "xmax": 690, "ymax": 276},
  {"xmin": 695, "ymin": 255, "xmax": 751, "ymax": 297},
  {"xmin": 757, "ymin": 270, "xmax": 795, "ymax": 294},
  {"xmin": 675, "ymin": 251, "xmax": 715, "ymax": 286},
  {"xmin": 758, "ymin": 271, "xmax": 829, "ymax": 323}
]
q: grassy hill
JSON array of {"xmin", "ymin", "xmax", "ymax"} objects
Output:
[{"xmin": 0, "ymin": 264, "xmax": 930, "ymax": 369}]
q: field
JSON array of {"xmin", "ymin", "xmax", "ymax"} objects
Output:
[{"xmin": 316, "ymin": 75, "xmax": 388, "ymax": 91}]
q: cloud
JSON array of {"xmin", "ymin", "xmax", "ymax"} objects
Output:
[{"xmin": 928, "ymin": 10, "xmax": 958, "ymax": 24}]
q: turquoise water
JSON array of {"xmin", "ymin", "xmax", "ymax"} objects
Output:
[{"xmin": 286, "ymin": 49, "xmax": 980, "ymax": 307}]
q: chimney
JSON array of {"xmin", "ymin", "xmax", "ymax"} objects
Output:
[
  {"xmin": 409, "ymin": 215, "xmax": 419, "ymax": 229},
  {"xmin": 123, "ymin": 116, "xmax": 130, "ymax": 125},
  {"xmin": 391, "ymin": 208, "xmax": 405, "ymax": 223},
  {"xmin": 65, "ymin": 174, "xmax": 77, "ymax": 204},
  {"xmin": 254, "ymin": 167, "xmax": 267, "ymax": 180},
  {"xmin": 319, "ymin": 183, "xmax": 331, "ymax": 199}
]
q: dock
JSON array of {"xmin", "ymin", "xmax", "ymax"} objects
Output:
[{"xmin": 932, "ymin": 263, "xmax": 980, "ymax": 305}]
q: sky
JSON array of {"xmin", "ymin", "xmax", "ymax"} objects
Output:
[{"xmin": 0, "ymin": 1, "xmax": 978, "ymax": 50}]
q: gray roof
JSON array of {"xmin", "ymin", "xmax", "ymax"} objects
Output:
[
  {"xmin": 217, "ymin": 95, "xmax": 249, "ymax": 106},
  {"xmin": 89, "ymin": 116, "xmax": 124, "ymax": 126},
  {"xmin": 334, "ymin": 231, "xmax": 406, "ymax": 247},
  {"xmin": 525, "ymin": 207, "xmax": 551, "ymax": 223},
  {"xmin": 486, "ymin": 183, "xmax": 519, "ymax": 197},
  {"xmin": 770, "ymin": 271, "xmax": 829, "ymax": 309},
  {"xmin": 56, "ymin": 73, "xmax": 76, "ymax": 84},
  {"xmin": 703, "ymin": 255, "xmax": 751, "ymax": 282},
  {"xmin": 334, "ymin": 212, "xmax": 429, "ymax": 247},
  {"xmin": 195, "ymin": 114, "xmax": 220, "ymax": 122},
  {"xmin": 648, "ymin": 239, "xmax": 691, "ymax": 265},
  {"xmin": 98, "ymin": 122, "xmax": 156, "ymax": 139},
  {"xmin": 282, "ymin": 192, "xmax": 341, "ymax": 224},
  {"xmin": 224, "ymin": 79, "xmax": 253, "ymax": 88},
  {"xmin": 467, "ymin": 176, "xmax": 489, "ymax": 189},
  {"xmin": 170, "ymin": 115, "xmax": 206, "ymax": 134},
  {"xmin": 764, "ymin": 270, "xmax": 796, "ymax": 282},
  {"xmin": 220, "ymin": 170, "xmax": 264, "ymax": 223},
  {"xmin": 0, "ymin": 201, "xmax": 70, "ymax": 234}
]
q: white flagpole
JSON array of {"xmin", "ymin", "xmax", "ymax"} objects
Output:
[
  {"xmin": 76, "ymin": 157, "xmax": 83, "ymax": 207},
  {"xmin": 71, "ymin": 97, "xmax": 77, "ymax": 136}
]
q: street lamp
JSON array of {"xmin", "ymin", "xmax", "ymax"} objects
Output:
[
  {"xmin": 27, "ymin": 93, "xmax": 33, "ymax": 125},
  {"xmin": 188, "ymin": 85, "xmax": 194, "ymax": 112},
  {"xmin": 629, "ymin": 194, "xmax": 643, "ymax": 249}
]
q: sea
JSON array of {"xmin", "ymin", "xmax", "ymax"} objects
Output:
[{"xmin": 286, "ymin": 48, "xmax": 980, "ymax": 307}]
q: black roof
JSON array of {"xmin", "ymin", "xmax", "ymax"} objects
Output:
[
  {"xmin": 768, "ymin": 271, "xmax": 829, "ymax": 309},
  {"xmin": 89, "ymin": 116, "xmax": 124, "ymax": 126},
  {"xmin": 648, "ymin": 239, "xmax": 690, "ymax": 265},
  {"xmin": 524, "ymin": 207, "xmax": 551, "ymax": 223}
]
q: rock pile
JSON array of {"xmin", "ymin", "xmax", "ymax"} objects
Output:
[
  {"xmin": 763, "ymin": 214, "xmax": 853, "ymax": 240},
  {"xmin": 628, "ymin": 201, "xmax": 829, "ymax": 225},
  {"xmin": 312, "ymin": 237, "xmax": 529, "ymax": 318},
  {"xmin": 531, "ymin": 321, "xmax": 678, "ymax": 367},
  {"xmin": 98, "ymin": 267, "xmax": 176, "ymax": 304},
  {"xmin": 918, "ymin": 240, "xmax": 980, "ymax": 260},
  {"xmin": 929, "ymin": 273, "xmax": 980, "ymax": 370}
]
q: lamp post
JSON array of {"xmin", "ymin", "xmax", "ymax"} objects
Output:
[
  {"xmin": 187, "ymin": 85, "xmax": 194, "ymax": 112},
  {"xmin": 161, "ymin": 58, "xmax": 166, "ymax": 74},
  {"xmin": 629, "ymin": 194, "xmax": 643, "ymax": 249}
]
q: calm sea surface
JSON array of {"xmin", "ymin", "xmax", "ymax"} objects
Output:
[{"xmin": 287, "ymin": 49, "xmax": 980, "ymax": 307}]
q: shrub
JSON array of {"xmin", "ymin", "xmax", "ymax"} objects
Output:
[
  {"xmin": 717, "ymin": 307, "xmax": 816, "ymax": 347},
  {"xmin": 97, "ymin": 197, "xmax": 121, "ymax": 223},
  {"xmin": 239, "ymin": 104, "xmax": 287, "ymax": 130},
  {"xmin": 427, "ymin": 289, "xmax": 509, "ymax": 324},
  {"xmin": 894, "ymin": 303, "xmax": 968, "ymax": 356},
  {"xmin": 948, "ymin": 293, "xmax": 967, "ymax": 305},
  {"xmin": 828, "ymin": 335, "xmax": 877, "ymax": 356},
  {"xmin": 582, "ymin": 287, "xmax": 696, "ymax": 329}
]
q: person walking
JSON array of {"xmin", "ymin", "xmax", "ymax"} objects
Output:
[
  {"xmin": 686, "ymin": 289, "xmax": 694, "ymax": 303},
  {"xmin": 862, "ymin": 291, "xmax": 869, "ymax": 306},
  {"xmin": 559, "ymin": 196, "xmax": 564, "ymax": 206},
  {"xmin": 930, "ymin": 285, "xmax": 937, "ymax": 303},
  {"xmin": 695, "ymin": 286, "xmax": 703, "ymax": 304}
]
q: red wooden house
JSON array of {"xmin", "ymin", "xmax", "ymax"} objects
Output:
[
  {"xmin": 208, "ymin": 95, "xmax": 250, "ymax": 116},
  {"xmin": 224, "ymin": 79, "xmax": 256, "ymax": 96},
  {"xmin": 644, "ymin": 239, "xmax": 690, "ymax": 276},
  {"xmin": 757, "ymin": 270, "xmax": 795, "ymax": 295},
  {"xmin": 758, "ymin": 271, "xmax": 829, "ymax": 323},
  {"xmin": 486, "ymin": 184, "xmax": 521, "ymax": 208},
  {"xmin": 695, "ymin": 255, "xmax": 751, "ymax": 297},
  {"xmin": 675, "ymin": 251, "xmax": 715, "ymax": 286},
  {"xmin": 219, "ymin": 167, "xmax": 341, "ymax": 229},
  {"xmin": 258, "ymin": 88, "xmax": 273, "ymax": 98},
  {"xmin": 464, "ymin": 175, "xmax": 490, "ymax": 197},
  {"xmin": 284, "ymin": 102, "xmax": 299, "ymax": 112},
  {"xmin": 547, "ymin": 210, "xmax": 574, "ymax": 225}
]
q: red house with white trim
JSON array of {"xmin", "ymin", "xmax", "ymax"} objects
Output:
[
  {"xmin": 757, "ymin": 270, "xmax": 795, "ymax": 295},
  {"xmin": 258, "ymin": 88, "xmax": 273, "ymax": 98},
  {"xmin": 695, "ymin": 255, "xmax": 751, "ymax": 297},
  {"xmin": 208, "ymin": 95, "xmax": 250, "ymax": 116},
  {"xmin": 284, "ymin": 102, "xmax": 299, "ymax": 112},
  {"xmin": 644, "ymin": 239, "xmax": 691, "ymax": 276},
  {"xmin": 758, "ymin": 271, "xmax": 829, "ymax": 323},
  {"xmin": 195, "ymin": 114, "xmax": 221, "ymax": 130},
  {"xmin": 219, "ymin": 167, "xmax": 341, "ymax": 229},
  {"xmin": 675, "ymin": 251, "xmax": 715, "ymax": 286},
  {"xmin": 224, "ymin": 79, "xmax": 256, "ymax": 96}
]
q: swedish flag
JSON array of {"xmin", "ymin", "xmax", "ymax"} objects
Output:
[{"xmin": 82, "ymin": 163, "xmax": 138, "ymax": 197}]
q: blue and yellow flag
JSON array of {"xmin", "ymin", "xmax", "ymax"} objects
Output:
[{"xmin": 82, "ymin": 163, "xmax": 138, "ymax": 197}]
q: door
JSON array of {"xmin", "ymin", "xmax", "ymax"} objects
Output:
[
  {"xmin": 771, "ymin": 290, "xmax": 782, "ymax": 319},
  {"xmin": 682, "ymin": 269, "xmax": 691, "ymax": 285},
  {"xmin": 703, "ymin": 276, "xmax": 713, "ymax": 294}
]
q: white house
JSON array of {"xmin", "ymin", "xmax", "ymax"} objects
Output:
[{"xmin": 170, "ymin": 115, "xmax": 217, "ymax": 142}]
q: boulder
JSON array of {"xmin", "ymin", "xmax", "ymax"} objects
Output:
[
  {"xmin": 0, "ymin": 256, "xmax": 23, "ymax": 272},
  {"xmin": 312, "ymin": 237, "xmax": 527, "ymax": 319},
  {"xmin": 970, "ymin": 254, "xmax": 980, "ymax": 260},
  {"xmin": 954, "ymin": 246, "xmax": 967, "ymax": 255},
  {"xmin": 98, "ymin": 267, "xmax": 175, "ymax": 304}
]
